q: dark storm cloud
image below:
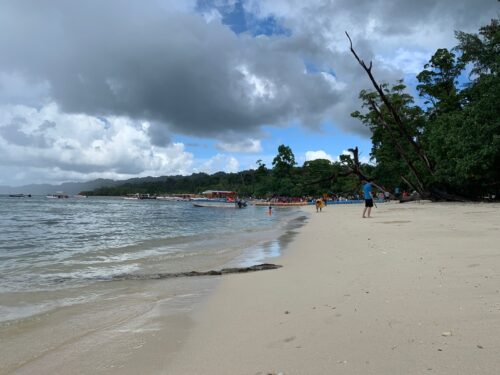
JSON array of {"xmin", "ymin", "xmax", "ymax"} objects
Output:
[
  {"xmin": 0, "ymin": 0, "xmax": 340, "ymax": 141},
  {"xmin": 146, "ymin": 122, "xmax": 172, "ymax": 147}
]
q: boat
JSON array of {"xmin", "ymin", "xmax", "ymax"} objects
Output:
[
  {"xmin": 156, "ymin": 195, "xmax": 191, "ymax": 201},
  {"xmin": 46, "ymin": 192, "xmax": 69, "ymax": 199},
  {"xmin": 122, "ymin": 193, "xmax": 157, "ymax": 200},
  {"xmin": 192, "ymin": 190, "xmax": 247, "ymax": 208},
  {"xmin": 9, "ymin": 193, "xmax": 31, "ymax": 198},
  {"xmin": 138, "ymin": 194, "xmax": 156, "ymax": 200}
]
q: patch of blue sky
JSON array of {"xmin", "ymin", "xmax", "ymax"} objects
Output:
[
  {"xmin": 304, "ymin": 60, "xmax": 336, "ymax": 78},
  {"xmin": 246, "ymin": 14, "xmax": 290, "ymax": 37},
  {"xmin": 96, "ymin": 116, "xmax": 111, "ymax": 130},
  {"xmin": 261, "ymin": 124, "xmax": 373, "ymax": 166},
  {"xmin": 196, "ymin": 0, "xmax": 290, "ymax": 37},
  {"xmin": 304, "ymin": 60, "xmax": 320, "ymax": 74}
]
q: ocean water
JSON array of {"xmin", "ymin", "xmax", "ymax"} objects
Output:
[{"xmin": 0, "ymin": 195, "xmax": 306, "ymax": 323}]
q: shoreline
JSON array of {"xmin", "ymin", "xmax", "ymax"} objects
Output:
[
  {"xmin": 167, "ymin": 201, "xmax": 500, "ymax": 374},
  {"xmin": 0, "ymin": 204, "xmax": 305, "ymax": 375},
  {"xmin": 3, "ymin": 202, "xmax": 500, "ymax": 374}
]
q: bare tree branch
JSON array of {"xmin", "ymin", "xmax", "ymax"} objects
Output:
[{"xmin": 345, "ymin": 32, "xmax": 434, "ymax": 174}]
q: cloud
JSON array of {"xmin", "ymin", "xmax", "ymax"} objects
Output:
[
  {"xmin": 0, "ymin": 0, "xmax": 342, "ymax": 141},
  {"xmin": 216, "ymin": 138, "xmax": 262, "ymax": 153},
  {"xmin": 2, "ymin": 0, "xmax": 495, "ymax": 140},
  {"xmin": 197, "ymin": 153, "xmax": 240, "ymax": 174},
  {"xmin": 242, "ymin": 0, "xmax": 498, "ymax": 132},
  {"xmin": 304, "ymin": 150, "xmax": 334, "ymax": 163},
  {"xmin": 0, "ymin": 103, "xmax": 194, "ymax": 185}
]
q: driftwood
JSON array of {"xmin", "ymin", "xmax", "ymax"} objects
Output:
[{"xmin": 111, "ymin": 263, "xmax": 282, "ymax": 281}]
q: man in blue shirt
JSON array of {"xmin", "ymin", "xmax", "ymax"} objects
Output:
[{"xmin": 362, "ymin": 179, "xmax": 373, "ymax": 218}]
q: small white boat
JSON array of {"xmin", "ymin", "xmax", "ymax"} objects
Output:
[
  {"xmin": 156, "ymin": 195, "xmax": 190, "ymax": 201},
  {"xmin": 192, "ymin": 200, "xmax": 247, "ymax": 208},
  {"xmin": 192, "ymin": 190, "xmax": 247, "ymax": 208},
  {"xmin": 122, "ymin": 194, "xmax": 156, "ymax": 200}
]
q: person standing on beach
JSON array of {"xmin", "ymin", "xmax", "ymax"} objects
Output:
[
  {"xmin": 362, "ymin": 179, "xmax": 373, "ymax": 218},
  {"xmin": 315, "ymin": 199, "xmax": 323, "ymax": 212}
]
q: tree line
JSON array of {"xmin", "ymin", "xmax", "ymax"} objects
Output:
[{"xmin": 82, "ymin": 146, "xmax": 371, "ymax": 199}]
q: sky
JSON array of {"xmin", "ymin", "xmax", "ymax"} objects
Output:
[{"xmin": 0, "ymin": 0, "xmax": 497, "ymax": 186}]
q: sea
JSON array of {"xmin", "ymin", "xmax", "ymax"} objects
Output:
[
  {"xmin": 0, "ymin": 195, "xmax": 306, "ymax": 371},
  {"xmin": 0, "ymin": 195, "xmax": 307, "ymax": 321}
]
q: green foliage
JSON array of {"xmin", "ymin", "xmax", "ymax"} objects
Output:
[
  {"xmin": 351, "ymin": 18, "xmax": 499, "ymax": 199},
  {"xmin": 423, "ymin": 18, "xmax": 500, "ymax": 197},
  {"xmin": 272, "ymin": 144, "xmax": 296, "ymax": 178},
  {"xmin": 455, "ymin": 18, "xmax": 500, "ymax": 76},
  {"xmin": 416, "ymin": 48, "xmax": 464, "ymax": 112},
  {"xmin": 302, "ymin": 159, "xmax": 335, "ymax": 196},
  {"xmin": 352, "ymin": 80, "xmax": 431, "ymax": 194}
]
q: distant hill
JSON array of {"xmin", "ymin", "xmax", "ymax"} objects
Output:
[{"xmin": 0, "ymin": 179, "xmax": 120, "ymax": 195}]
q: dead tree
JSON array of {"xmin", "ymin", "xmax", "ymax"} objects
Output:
[
  {"xmin": 345, "ymin": 32, "xmax": 434, "ymax": 175},
  {"xmin": 344, "ymin": 33, "xmax": 471, "ymax": 201}
]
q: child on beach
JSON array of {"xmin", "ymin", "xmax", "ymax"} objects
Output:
[{"xmin": 315, "ymin": 199, "xmax": 323, "ymax": 212}]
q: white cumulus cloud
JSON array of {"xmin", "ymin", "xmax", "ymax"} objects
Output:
[
  {"xmin": 0, "ymin": 103, "xmax": 194, "ymax": 185},
  {"xmin": 305, "ymin": 150, "xmax": 334, "ymax": 162}
]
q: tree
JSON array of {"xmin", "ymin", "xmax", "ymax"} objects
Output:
[
  {"xmin": 272, "ymin": 145, "xmax": 296, "ymax": 177},
  {"xmin": 351, "ymin": 82, "xmax": 429, "ymax": 195},
  {"xmin": 346, "ymin": 18, "xmax": 500, "ymax": 200},
  {"xmin": 270, "ymin": 145, "xmax": 297, "ymax": 196},
  {"xmin": 424, "ymin": 19, "xmax": 500, "ymax": 197},
  {"xmin": 302, "ymin": 159, "xmax": 335, "ymax": 195},
  {"xmin": 416, "ymin": 48, "xmax": 464, "ymax": 114}
]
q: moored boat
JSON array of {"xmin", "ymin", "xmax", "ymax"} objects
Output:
[
  {"xmin": 122, "ymin": 193, "xmax": 157, "ymax": 200},
  {"xmin": 192, "ymin": 190, "xmax": 247, "ymax": 208},
  {"xmin": 46, "ymin": 192, "xmax": 69, "ymax": 199}
]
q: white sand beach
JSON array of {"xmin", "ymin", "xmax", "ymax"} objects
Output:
[
  {"xmin": 4, "ymin": 202, "xmax": 500, "ymax": 374},
  {"xmin": 166, "ymin": 202, "xmax": 500, "ymax": 374}
]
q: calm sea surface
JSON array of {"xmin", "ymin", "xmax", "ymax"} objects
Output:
[{"xmin": 0, "ymin": 195, "xmax": 306, "ymax": 323}]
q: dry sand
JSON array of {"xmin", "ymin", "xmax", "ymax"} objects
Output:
[{"xmin": 167, "ymin": 202, "xmax": 500, "ymax": 374}]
